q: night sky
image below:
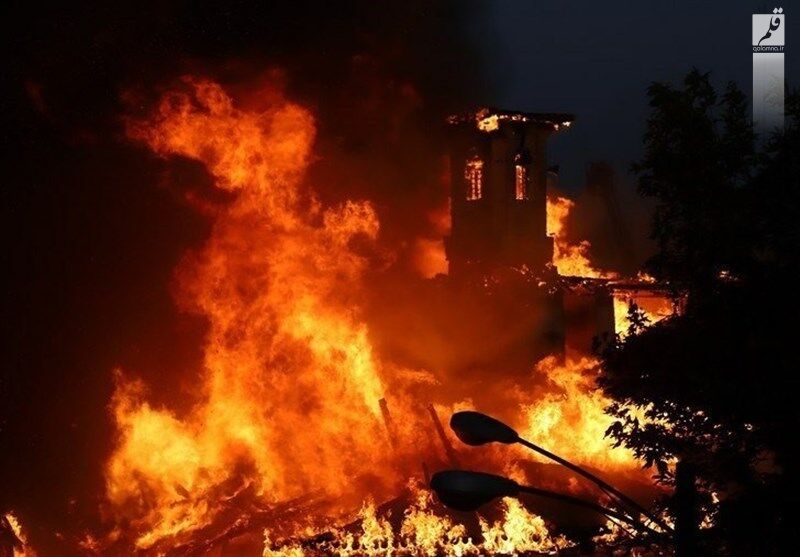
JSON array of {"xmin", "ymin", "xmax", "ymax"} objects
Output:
[
  {"xmin": 475, "ymin": 2, "xmax": 799, "ymax": 189},
  {"xmin": 1, "ymin": 0, "xmax": 797, "ymax": 547}
]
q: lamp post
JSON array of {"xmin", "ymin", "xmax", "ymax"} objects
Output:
[
  {"xmin": 448, "ymin": 410, "xmax": 673, "ymax": 534},
  {"xmin": 429, "ymin": 470, "xmax": 659, "ymax": 537}
]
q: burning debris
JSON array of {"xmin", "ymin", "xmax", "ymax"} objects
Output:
[
  {"xmin": 262, "ymin": 480, "xmax": 575, "ymax": 556},
  {"xmin": 1, "ymin": 513, "xmax": 33, "ymax": 557},
  {"xmin": 446, "ymin": 108, "xmax": 573, "ymax": 135}
]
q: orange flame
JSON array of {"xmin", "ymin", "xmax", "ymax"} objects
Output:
[
  {"xmin": 518, "ymin": 356, "xmax": 638, "ymax": 471},
  {"xmin": 546, "ymin": 195, "xmax": 617, "ymax": 279},
  {"xmin": 107, "ymin": 76, "xmax": 402, "ymax": 549},
  {"xmin": 613, "ymin": 292, "xmax": 676, "ymax": 338},
  {"xmin": 479, "ymin": 498, "xmax": 572, "ymax": 554},
  {"xmin": 95, "ymin": 76, "xmax": 659, "ymax": 554},
  {"xmin": 2, "ymin": 512, "xmax": 36, "ymax": 557},
  {"xmin": 263, "ymin": 481, "xmax": 572, "ymax": 556}
]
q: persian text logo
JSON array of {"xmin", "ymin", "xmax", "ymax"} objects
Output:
[
  {"xmin": 753, "ymin": 8, "xmax": 785, "ymax": 52},
  {"xmin": 752, "ymin": 8, "xmax": 785, "ymax": 133}
]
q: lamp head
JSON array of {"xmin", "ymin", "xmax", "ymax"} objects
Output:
[
  {"xmin": 450, "ymin": 410, "xmax": 519, "ymax": 446},
  {"xmin": 430, "ymin": 470, "xmax": 520, "ymax": 512}
]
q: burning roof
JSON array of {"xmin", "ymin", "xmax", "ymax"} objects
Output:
[{"xmin": 447, "ymin": 107, "xmax": 575, "ymax": 133}]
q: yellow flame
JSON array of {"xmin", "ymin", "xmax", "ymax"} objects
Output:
[
  {"xmin": 480, "ymin": 498, "xmax": 573, "ymax": 555},
  {"xmin": 263, "ymin": 481, "xmax": 572, "ymax": 556},
  {"xmin": 107, "ymin": 76, "xmax": 398, "ymax": 549},
  {"xmin": 546, "ymin": 195, "xmax": 616, "ymax": 278},
  {"xmin": 3, "ymin": 512, "xmax": 36, "ymax": 557},
  {"xmin": 613, "ymin": 292, "xmax": 676, "ymax": 338},
  {"xmin": 519, "ymin": 356, "xmax": 638, "ymax": 471}
]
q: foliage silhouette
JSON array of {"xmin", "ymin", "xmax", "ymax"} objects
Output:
[{"xmin": 598, "ymin": 69, "xmax": 800, "ymax": 556}]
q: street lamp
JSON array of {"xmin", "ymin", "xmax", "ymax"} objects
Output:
[
  {"xmin": 430, "ymin": 470, "xmax": 659, "ymax": 536},
  {"xmin": 449, "ymin": 410, "xmax": 672, "ymax": 534}
]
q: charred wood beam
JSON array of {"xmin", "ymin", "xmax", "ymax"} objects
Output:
[{"xmin": 427, "ymin": 404, "xmax": 459, "ymax": 468}]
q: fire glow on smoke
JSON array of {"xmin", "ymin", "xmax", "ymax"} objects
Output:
[{"xmin": 21, "ymin": 76, "xmax": 661, "ymax": 555}]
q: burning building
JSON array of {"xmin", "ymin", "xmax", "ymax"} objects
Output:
[
  {"xmin": 386, "ymin": 108, "xmax": 581, "ymax": 385},
  {"xmin": 3, "ymin": 2, "xmax": 699, "ymax": 555},
  {"xmin": 430, "ymin": 108, "xmax": 671, "ymax": 373},
  {"xmin": 5, "ymin": 83, "xmax": 675, "ymax": 556},
  {"xmin": 444, "ymin": 108, "xmax": 573, "ymax": 278}
]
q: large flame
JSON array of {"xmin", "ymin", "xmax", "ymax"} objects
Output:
[
  {"xmin": 106, "ymin": 76, "xmax": 401, "ymax": 549},
  {"xmin": 546, "ymin": 195, "xmax": 617, "ymax": 279}
]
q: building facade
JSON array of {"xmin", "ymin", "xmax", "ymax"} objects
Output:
[{"xmin": 444, "ymin": 108, "xmax": 574, "ymax": 279}]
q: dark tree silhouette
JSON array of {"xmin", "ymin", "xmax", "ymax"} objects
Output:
[{"xmin": 598, "ymin": 69, "xmax": 800, "ymax": 555}]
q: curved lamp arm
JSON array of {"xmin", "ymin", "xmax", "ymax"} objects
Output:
[
  {"xmin": 429, "ymin": 469, "xmax": 663, "ymax": 538},
  {"xmin": 449, "ymin": 411, "xmax": 672, "ymax": 533}
]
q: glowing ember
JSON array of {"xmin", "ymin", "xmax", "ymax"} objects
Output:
[
  {"xmin": 107, "ymin": 76, "xmax": 404, "ymax": 550},
  {"xmin": 1, "ymin": 512, "xmax": 36, "ymax": 557},
  {"xmin": 546, "ymin": 195, "xmax": 617, "ymax": 279},
  {"xmin": 464, "ymin": 157, "xmax": 484, "ymax": 201},
  {"xmin": 515, "ymin": 165, "xmax": 528, "ymax": 200},
  {"xmin": 477, "ymin": 113, "xmax": 500, "ymax": 132}
]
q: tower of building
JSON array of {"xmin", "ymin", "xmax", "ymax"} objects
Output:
[{"xmin": 444, "ymin": 108, "xmax": 574, "ymax": 279}]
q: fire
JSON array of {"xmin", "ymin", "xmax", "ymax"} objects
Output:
[
  {"xmin": 398, "ymin": 485, "xmax": 470, "ymax": 554},
  {"xmin": 612, "ymin": 291, "xmax": 676, "ymax": 338},
  {"xmin": 546, "ymin": 195, "xmax": 617, "ymax": 279},
  {"xmin": 479, "ymin": 498, "xmax": 572, "ymax": 555},
  {"xmin": 85, "ymin": 76, "xmax": 659, "ymax": 554},
  {"xmin": 106, "ymin": 76, "xmax": 403, "ymax": 550},
  {"xmin": 518, "ymin": 356, "xmax": 638, "ymax": 471},
  {"xmin": 1, "ymin": 512, "xmax": 36, "ymax": 557},
  {"xmin": 263, "ymin": 481, "xmax": 572, "ymax": 556}
]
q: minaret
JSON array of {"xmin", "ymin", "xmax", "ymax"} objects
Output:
[{"xmin": 444, "ymin": 108, "xmax": 574, "ymax": 279}]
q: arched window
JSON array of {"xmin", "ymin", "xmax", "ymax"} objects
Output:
[{"xmin": 464, "ymin": 156, "xmax": 484, "ymax": 201}]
